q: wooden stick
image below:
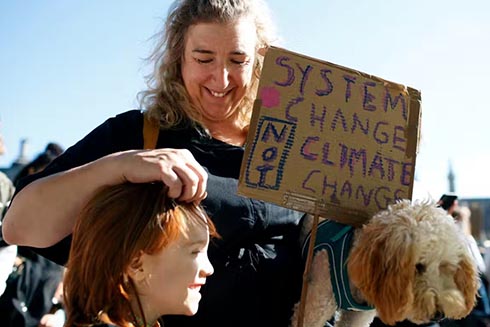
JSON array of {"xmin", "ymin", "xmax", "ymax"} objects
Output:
[{"xmin": 297, "ymin": 213, "xmax": 320, "ymax": 327}]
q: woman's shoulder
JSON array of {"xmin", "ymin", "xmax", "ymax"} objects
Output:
[
  {"xmin": 18, "ymin": 109, "xmax": 146, "ymax": 187},
  {"xmin": 77, "ymin": 109, "xmax": 145, "ymax": 144},
  {"xmin": 108, "ymin": 109, "xmax": 145, "ymax": 132},
  {"xmin": 81, "ymin": 109, "xmax": 145, "ymax": 152},
  {"xmin": 113, "ymin": 109, "xmax": 144, "ymax": 121}
]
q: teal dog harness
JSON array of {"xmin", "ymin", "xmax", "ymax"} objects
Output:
[{"xmin": 302, "ymin": 219, "xmax": 374, "ymax": 311}]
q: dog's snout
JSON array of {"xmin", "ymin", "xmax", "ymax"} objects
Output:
[{"xmin": 431, "ymin": 311, "xmax": 446, "ymax": 322}]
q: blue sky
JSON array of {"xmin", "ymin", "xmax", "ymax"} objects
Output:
[{"xmin": 1, "ymin": 0, "xmax": 489, "ymax": 198}]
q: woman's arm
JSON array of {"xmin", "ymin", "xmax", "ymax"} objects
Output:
[{"xmin": 2, "ymin": 149, "xmax": 207, "ymax": 248}]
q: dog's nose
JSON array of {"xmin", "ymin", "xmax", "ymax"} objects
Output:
[{"xmin": 431, "ymin": 311, "xmax": 446, "ymax": 322}]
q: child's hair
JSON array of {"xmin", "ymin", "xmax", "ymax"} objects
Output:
[{"xmin": 63, "ymin": 182, "xmax": 216, "ymax": 327}]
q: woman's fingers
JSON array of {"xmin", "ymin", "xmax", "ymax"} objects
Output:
[
  {"xmin": 173, "ymin": 162, "xmax": 207, "ymax": 202},
  {"xmin": 117, "ymin": 148, "xmax": 208, "ymax": 203},
  {"xmin": 176, "ymin": 149, "xmax": 208, "ymax": 202}
]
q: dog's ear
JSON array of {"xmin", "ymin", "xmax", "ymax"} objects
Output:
[
  {"xmin": 453, "ymin": 255, "xmax": 478, "ymax": 316},
  {"xmin": 348, "ymin": 218, "xmax": 416, "ymax": 325}
]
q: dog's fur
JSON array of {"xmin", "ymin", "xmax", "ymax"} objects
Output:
[{"xmin": 291, "ymin": 200, "xmax": 479, "ymax": 327}]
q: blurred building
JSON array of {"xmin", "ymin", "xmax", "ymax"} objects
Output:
[{"xmin": 447, "ymin": 161, "xmax": 455, "ymax": 193}]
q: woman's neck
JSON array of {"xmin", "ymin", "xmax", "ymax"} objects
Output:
[{"xmin": 205, "ymin": 120, "xmax": 247, "ymax": 146}]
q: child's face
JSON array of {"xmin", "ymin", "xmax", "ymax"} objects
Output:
[{"xmin": 137, "ymin": 214, "xmax": 214, "ymax": 321}]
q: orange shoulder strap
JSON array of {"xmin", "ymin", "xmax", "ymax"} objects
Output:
[{"xmin": 143, "ymin": 116, "xmax": 159, "ymax": 149}]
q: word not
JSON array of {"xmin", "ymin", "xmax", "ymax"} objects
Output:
[{"xmin": 244, "ymin": 117, "xmax": 295, "ymax": 190}]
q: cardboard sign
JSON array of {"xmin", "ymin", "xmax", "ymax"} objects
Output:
[{"xmin": 238, "ymin": 46, "xmax": 421, "ymax": 226}]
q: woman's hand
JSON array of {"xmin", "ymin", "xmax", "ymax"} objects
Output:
[
  {"xmin": 2, "ymin": 148, "xmax": 207, "ymax": 248},
  {"xmin": 112, "ymin": 148, "xmax": 208, "ymax": 203}
]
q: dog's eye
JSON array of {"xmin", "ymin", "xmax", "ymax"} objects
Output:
[
  {"xmin": 416, "ymin": 263, "xmax": 426, "ymax": 274},
  {"xmin": 439, "ymin": 262, "xmax": 457, "ymax": 274}
]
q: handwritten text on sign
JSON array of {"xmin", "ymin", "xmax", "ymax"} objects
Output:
[{"xmin": 238, "ymin": 47, "xmax": 421, "ymax": 225}]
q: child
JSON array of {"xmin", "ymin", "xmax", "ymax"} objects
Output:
[{"xmin": 63, "ymin": 182, "xmax": 216, "ymax": 327}]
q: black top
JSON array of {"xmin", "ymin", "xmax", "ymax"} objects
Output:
[{"xmin": 14, "ymin": 110, "xmax": 306, "ymax": 327}]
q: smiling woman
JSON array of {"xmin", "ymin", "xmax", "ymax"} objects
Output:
[
  {"xmin": 2, "ymin": 1, "xmax": 307, "ymax": 326},
  {"xmin": 181, "ymin": 19, "xmax": 257, "ymax": 143},
  {"xmin": 63, "ymin": 182, "xmax": 216, "ymax": 327}
]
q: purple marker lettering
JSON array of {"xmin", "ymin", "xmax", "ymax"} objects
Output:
[
  {"xmin": 310, "ymin": 103, "xmax": 327, "ymax": 132},
  {"xmin": 340, "ymin": 180, "xmax": 353, "ymax": 199},
  {"xmin": 356, "ymin": 185, "xmax": 373, "ymax": 207},
  {"xmin": 316, "ymin": 69, "xmax": 334, "ymax": 96},
  {"xmin": 363, "ymin": 81, "xmax": 377, "ymax": 111},
  {"xmin": 374, "ymin": 186, "xmax": 391, "ymax": 210},
  {"xmin": 373, "ymin": 121, "xmax": 389, "ymax": 144},
  {"xmin": 296, "ymin": 63, "xmax": 313, "ymax": 96},
  {"xmin": 274, "ymin": 56, "xmax": 295, "ymax": 87},
  {"xmin": 321, "ymin": 142, "xmax": 335, "ymax": 166},
  {"xmin": 285, "ymin": 96, "xmax": 304, "ymax": 122},
  {"xmin": 331, "ymin": 108, "xmax": 348, "ymax": 132},
  {"xmin": 300, "ymin": 136, "xmax": 320, "ymax": 161},
  {"xmin": 343, "ymin": 75, "xmax": 356, "ymax": 103},
  {"xmin": 302, "ymin": 170, "xmax": 321, "ymax": 193},
  {"xmin": 351, "ymin": 113, "xmax": 369, "ymax": 135},
  {"xmin": 393, "ymin": 125, "xmax": 406, "ymax": 152},
  {"xmin": 384, "ymin": 90, "xmax": 408, "ymax": 121},
  {"xmin": 400, "ymin": 162, "xmax": 413, "ymax": 186}
]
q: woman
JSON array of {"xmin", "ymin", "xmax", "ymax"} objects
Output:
[
  {"xmin": 3, "ymin": 1, "xmax": 305, "ymax": 326},
  {"xmin": 63, "ymin": 182, "xmax": 215, "ymax": 327}
]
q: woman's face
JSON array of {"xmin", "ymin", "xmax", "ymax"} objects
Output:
[
  {"xmin": 136, "ymin": 215, "xmax": 214, "ymax": 320},
  {"xmin": 181, "ymin": 18, "xmax": 257, "ymax": 125}
]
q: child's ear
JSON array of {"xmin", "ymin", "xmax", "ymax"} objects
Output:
[{"xmin": 126, "ymin": 251, "xmax": 145, "ymax": 282}]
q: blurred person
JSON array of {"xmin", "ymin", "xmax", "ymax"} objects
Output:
[
  {"xmin": 0, "ymin": 127, "xmax": 16, "ymax": 297},
  {"xmin": 0, "ymin": 244, "xmax": 16, "ymax": 296},
  {"xmin": 0, "ymin": 252, "xmax": 64, "ymax": 327},
  {"xmin": 0, "ymin": 125, "xmax": 15, "ymax": 211},
  {"xmin": 439, "ymin": 206, "xmax": 490, "ymax": 327},
  {"xmin": 0, "ymin": 144, "xmax": 65, "ymax": 327},
  {"xmin": 0, "ymin": 124, "xmax": 15, "ymax": 217},
  {"xmin": 2, "ymin": 1, "xmax": 308, "ymax": 326},
  {"xmin": 37, "ymin": 274, "xmax": 65, "ymax": 327},
  {"xmin": 13, "ymin": 142, "xmax": 64, "ymax": 188},
  {"xmin": 43, "ymin": 143, "xmax": 64, "ymax": 157},
  {"xmin": 451, "ymin": 206, "xmax": 485, "ymax": 275},
  {"xmin": 38, "ymin": 310, "xmax": 65, "ymax": 327},
  {"xmin": 437, "ymin": 193, "xmax": 459, "ymax": 216},
  {"xmin": 440, "ymin": 199, "xmax": 490, "ymax": 327},
  {"xmin": 63, "ymin": 182, "xmax": 215, "ymax": 327}
]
